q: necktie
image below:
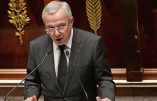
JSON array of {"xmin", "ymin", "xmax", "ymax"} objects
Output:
[{"xmin": 58, "ymin": 45, "xmax": 67, "ymax": 89}]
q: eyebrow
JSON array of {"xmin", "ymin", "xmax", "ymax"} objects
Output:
[{"xmin": 45, "ymin": 22, "xmax": 67, "ymax": 28}]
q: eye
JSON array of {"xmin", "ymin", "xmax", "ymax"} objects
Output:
[
  {"xmin": 58, "ymin": 24, "xmax": 66, "ymax": 27},
  {"xmin": 46, "ymin": 26, "xmax": 55, "ymax": 29}
]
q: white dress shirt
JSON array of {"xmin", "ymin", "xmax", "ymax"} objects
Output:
[{"xmin": 53, "ymin": 29, "xmax": 73, "ymax": 76}]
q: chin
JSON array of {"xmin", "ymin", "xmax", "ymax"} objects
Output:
[
  {"xmin": 56, "ymin": 42, "xmax": 64, "ymax": 45},
  {"xmin": 55, "ymin": 39, "xmax": 65, "ymax": 45}
]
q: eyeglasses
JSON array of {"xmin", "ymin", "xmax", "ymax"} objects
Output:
[{"xmin": 45, "ymin": 20, "xmax": 70, "ymax": 34}]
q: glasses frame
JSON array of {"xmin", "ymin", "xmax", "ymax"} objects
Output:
[{"xmin": 45, "ymin": 19, "xmax": 71, "ymax": 34}]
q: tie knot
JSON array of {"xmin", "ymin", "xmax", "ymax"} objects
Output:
[{"xmin": 59, "ymin": 45, "xmax": 66, "ymax": 52}]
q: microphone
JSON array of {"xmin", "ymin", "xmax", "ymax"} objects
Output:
[
  {"xmin": 4, "ymin": 51, "xmax": 51, "ymax": 101},
  {"xmin": 65, "ymin": 51, "xmax": 88, "ymax": 101}
]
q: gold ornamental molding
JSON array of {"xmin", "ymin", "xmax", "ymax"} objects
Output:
[
  {"xmin": 8, "ymin": 0, "xmax": 30, "ymax": 45},
  {"xmin": 86, "ymin": 0, "xmax": 102, "ymax": 34}
]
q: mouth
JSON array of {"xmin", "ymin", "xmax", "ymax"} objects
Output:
[{"xmin": 56, "ymin": 38, "xmax": 63, "ymax": 42}]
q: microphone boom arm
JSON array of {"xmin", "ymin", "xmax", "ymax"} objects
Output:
[
  {"xmin": 4, "ymin": 51, "xmax": 50, "ymax": 101},
  {"xmin": 65, "ymin": 50, "xmax": 88, "ymax": 101}
]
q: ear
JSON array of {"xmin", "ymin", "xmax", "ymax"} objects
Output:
[{"xmin": 70, "ymin": 17, "xmax": 74, "ymax": 26}]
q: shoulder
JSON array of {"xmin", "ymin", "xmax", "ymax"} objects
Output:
[
  {"xmin": 73, "ymin": 28, "xmax": 102, "ymax": 42},
  {"xmin": 29, "ymin": 34, "xmax": 51, "ymax": 50},
  {"xmin": 30, "ymin": 34, "xmax": 50, "ymax": 45}
]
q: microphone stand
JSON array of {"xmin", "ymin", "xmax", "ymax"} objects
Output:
[
  {"xmin": 65, "ymin": 51, "xmax": 88, "ymax": 101},
  {"xmin": 4, "ymin": 51, "xmax": 50, "ymax": 101}
]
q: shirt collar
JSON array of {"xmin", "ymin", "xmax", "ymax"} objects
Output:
[{"xmin": 66, "ymin": 28, "xmax": 73, "ymax": 49}]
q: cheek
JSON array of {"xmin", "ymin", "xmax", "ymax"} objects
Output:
[
  {"xmin": 64, "ymin": 28, "xmax": 71, "ymax": 38},
  {"xmin": 49, "ymin": 33, "xmax": 55, "ymax": 40},
  {"xmin": 63, "ymin": 32, "xmax": 70, "ymax": 40}
]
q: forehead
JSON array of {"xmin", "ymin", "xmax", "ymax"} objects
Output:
[{"xmin": 43, "ymin": 8, "xmax": 69, "ymax": 24}]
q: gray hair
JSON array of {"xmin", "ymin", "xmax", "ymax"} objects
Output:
[{"xmin": 42, "ymin": 1, "xmax": 73, "ymax": 20}]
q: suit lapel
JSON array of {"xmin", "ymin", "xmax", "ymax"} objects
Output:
[
  {"xmin": 43, "ymin": 35, "xmax": 63, "ymax": 94},
  {"xmin": 64, "ymin": 29, "xmax": 83, "ymax": 94}
]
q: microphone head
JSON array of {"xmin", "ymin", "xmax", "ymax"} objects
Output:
[{"xmin": 65, "ymin": 50, "xmax": 70, "ymax": 58}]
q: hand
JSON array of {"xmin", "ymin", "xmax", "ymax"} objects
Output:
[
  {"xmin": 96, "ymin": 96, "xmax": 112, "ymax": 101},
  {"xmin": 25, "ymin": 95, "xmax": 37, "ymax": 101}
]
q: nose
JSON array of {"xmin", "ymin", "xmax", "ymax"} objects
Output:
[{"xmin": 54, "ymin": 29, "xmax": 61, "ymax": 38}]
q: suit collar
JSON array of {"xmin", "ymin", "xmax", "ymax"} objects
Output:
[
  {"xmin": 42, "ymin": 35, "xmax": 64, "ymax": 93},
  {"xmin": 43, "ymin": 35, "xmax": 53, "ymax": 55},
  {"xmin": 64, "ymin": 28, "xmax": 83, "ymax": 94}
]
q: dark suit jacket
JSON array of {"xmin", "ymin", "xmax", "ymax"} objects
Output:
[{"xmin": 24, "ymin": 28, "xmax": 115, "ymax": 101}]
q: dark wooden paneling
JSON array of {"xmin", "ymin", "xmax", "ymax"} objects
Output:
[
  {"xmin": 137, "ymin": 0, "xmax": 157, "ymax": 67},
  {"xmin": 0, "ymin": 0, "xmax": 44, "ymax": 69},
  {"xmin": 0, "ymin": 0, "xmax": 125, "ymax": 69}
]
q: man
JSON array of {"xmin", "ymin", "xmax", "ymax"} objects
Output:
[{"xmin": 24, "ymin": 1, "xmax": 115, "ymax": 101}]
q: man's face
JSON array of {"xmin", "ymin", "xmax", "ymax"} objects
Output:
[{"xmin": 43, "ymin": 8, "xmax": 73, "ymax": 45}]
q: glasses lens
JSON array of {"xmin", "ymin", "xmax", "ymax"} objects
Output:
[{"xmin": 45, "ymin": 20, "xmax": 70, "ymax": 34}]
